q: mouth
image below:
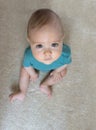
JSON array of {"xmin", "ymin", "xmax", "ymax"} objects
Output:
[{"xmin": 44, "ymin": 58, "xmax": 52, "ymax": 61}]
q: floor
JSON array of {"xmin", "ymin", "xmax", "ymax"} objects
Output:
[{"xmin": 0, "ymin": 0, "xmax": 96, "ymax": 130}]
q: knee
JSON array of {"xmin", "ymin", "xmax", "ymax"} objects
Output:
[{"xmin": 61, "ymin": 68, "xmax": 67, "ymax": 77}]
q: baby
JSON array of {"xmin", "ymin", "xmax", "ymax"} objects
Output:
[{"xmin": 9, "ymin": 9, "xmax": 71, "ymax": 102}]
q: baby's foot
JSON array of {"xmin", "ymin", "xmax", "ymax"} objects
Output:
[
  {"xmin": 9, "ymin": 92, "xmax": 26, "ymax": 102},
  {"xmin": 40, "ymin": 83, "xmax": 52, "ymax": 98}
]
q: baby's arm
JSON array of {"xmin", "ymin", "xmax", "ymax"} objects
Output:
[
  {"xmin": 9, "ymin": 66, "xmax": 38, "ymax": 102},
  {"xmin": 9, "ymin": 67, "xmax": 30, "ymax": 102}
]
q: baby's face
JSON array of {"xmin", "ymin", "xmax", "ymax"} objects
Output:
[{"xmin": 28, "ymin": 25, "xmax": 64, "ymax": 64}]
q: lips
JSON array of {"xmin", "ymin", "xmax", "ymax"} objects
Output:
[{"xmin": 45, "ymin": 58, "xmax": 52, "ymax": 61}]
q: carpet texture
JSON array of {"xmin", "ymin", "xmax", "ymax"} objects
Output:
[{"xmin": 0, "ymin": 0, "xmax": 96, "ymax": 130}]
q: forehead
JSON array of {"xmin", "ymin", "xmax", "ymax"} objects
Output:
[{"xmin": 29, "ymin": 25, "xmax": 63, "ymax": 43}]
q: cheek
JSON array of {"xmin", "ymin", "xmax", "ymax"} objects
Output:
[
  {"xmin": 33, "ymin": 51, "xmax": 43, "ymax": 59},
  {"xmin": 53, "ymin": 51, "xmax": 61, "ymax": 58},
  {"xmin": 52, "ymin": 48, "xmax": 62, "ymax": 57}
]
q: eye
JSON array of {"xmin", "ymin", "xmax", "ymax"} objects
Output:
[
  {"xmin": 36, "ymin": 44, "xmax": 43, "ymax": 49},
  {"xmin": 51, "ymin": 43, "xmax": 59, "ymax": 47}
]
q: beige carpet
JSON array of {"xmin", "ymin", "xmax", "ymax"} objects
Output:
[{"xmin": 0, "ymin": 0, "xmax": 96, "ymax": 130}]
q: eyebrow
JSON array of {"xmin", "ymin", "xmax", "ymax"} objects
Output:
[{"xmin": 32, "ymin": 40, "xmax": 62, "ymax": 44}]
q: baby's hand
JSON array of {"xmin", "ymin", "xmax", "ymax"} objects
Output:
[
  {"xmin": 50, "ymin": 68, "xmax": 67, "ymax": 82},
  {"xmin": 9, "ymin": 92, "xmax": 26, "ymax": 103}
]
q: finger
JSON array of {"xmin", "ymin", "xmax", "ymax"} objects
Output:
[
  {"xmin": 10, "ymin": 95, "xmax": 17, "ymax": 103},
  {"xmin": 9, "ymin": 95, "xmax": 12, "ymax": 102},
  {"xmin": 9, "ymin": 95, "xmax": 14, "ymax": 103}
]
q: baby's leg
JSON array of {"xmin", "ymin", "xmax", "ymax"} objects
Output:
[
  {"xmin": 9, "ymin": 67, "xmax": 30, "ymax": 102},
  {"xmin": 40, "ymin": 67, "xmax": 67, "ymax": 97},
  {"xmin": 24, "ymin": 67, "xmax": 39, "ymax": 82}
]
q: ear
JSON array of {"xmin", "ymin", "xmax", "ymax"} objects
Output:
[
  {"xmin": 27, "ymin": 37, "xmax": 29, "ymax": 42},
  {"xmin": 27, "ymin": 37, "xmax": 31, "ymax": 44}
]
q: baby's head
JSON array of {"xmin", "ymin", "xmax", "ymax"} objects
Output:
[{"xmin": 27, "ymin": 9, "xmax": 64, "ymax": 64}]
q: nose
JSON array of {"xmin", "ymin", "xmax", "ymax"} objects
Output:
[{"xmin": 44, "ymin": 49, "xmax": 52, "ymax": 56}]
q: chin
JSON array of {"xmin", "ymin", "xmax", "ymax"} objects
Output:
[
  {"xmin": 42, "ymin": 59, "xmax": 55, "ymax": 65},
  {"xmin": 44, "ymin": 62, "xmax": 53, "ymax": 65}
]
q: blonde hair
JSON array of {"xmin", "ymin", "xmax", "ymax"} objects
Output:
[{"xmin": 27, "ymin": 8, "xmax": 64, "ymax": 38}]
